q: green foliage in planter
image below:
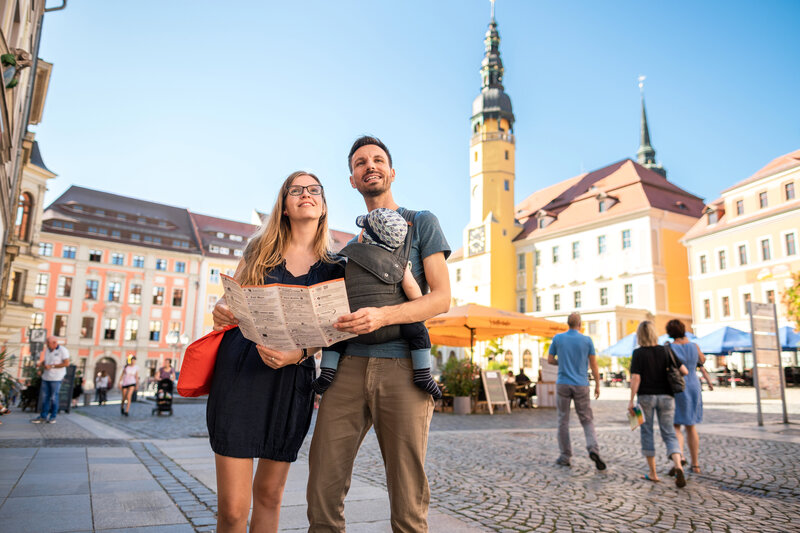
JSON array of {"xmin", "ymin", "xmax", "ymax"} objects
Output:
[
  {"xmin": 782, "ymin": 272, "xmax": 800, "ymax": 333},
  {"xmin": 595, "ymin": 356, "xmax": 612, "ymax": 370},
  {"xmin": 0, "ymin": 349, "xmax": 19, "ymax": 400},
  {"xmin": 441, "ymin": 357, "xmax": 479, "ymax": 397},
  {"xmin": 617, "ymin": 356, "xmax": 632, "ymax": 371},
  {"xmin": 487, "ymin": 360, "xmax": 509, "ymax": 372}
]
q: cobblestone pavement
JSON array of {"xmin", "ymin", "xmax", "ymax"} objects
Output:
[{"xmin": 74, "ymin": 389, "xmax": 800, "ymax": 532}]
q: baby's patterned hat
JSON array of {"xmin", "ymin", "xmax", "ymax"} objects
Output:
[{"xmin": 356, "ymin": 208, "xmax": 408, "ymax": 251}]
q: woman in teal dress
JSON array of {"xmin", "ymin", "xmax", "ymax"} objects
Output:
[{"xmin": 666, "ymin": 319, "xmax": 706, "ymax": 474}]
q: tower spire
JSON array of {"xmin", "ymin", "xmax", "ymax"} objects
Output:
[{"xmin": 636, "ymin": 76, "xmax": 666, "ymax": 177}]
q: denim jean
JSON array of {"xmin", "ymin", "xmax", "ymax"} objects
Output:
[
  {"xmin": 637, "ymin": 394, "xmax": 681, "ymax": 458},
  {"xmin": 556, "ymin": 384, "xmax": 599, "ymax": 459},
  {"xmin": 40, "ymin": 380, "xmax": 62, "ymax": 420}
]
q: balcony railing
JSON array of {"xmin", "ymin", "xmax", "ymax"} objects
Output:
[{"xmin": 471, "ymin": 131, "xmax": 515, "ymax": 146}]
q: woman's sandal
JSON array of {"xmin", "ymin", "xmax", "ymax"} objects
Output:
[
  {"xmin": 690, "ymin": 465, "xmax": 701, "ymax": 474},
  {"xmin": 642, "ymin": 474, "xmax": 660, "ymax": 482},
  {"xmin": 675, "ymin": 469, "xmax": 686, "ymax": 488}
]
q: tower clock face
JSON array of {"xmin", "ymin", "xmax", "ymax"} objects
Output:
[{"xmin": 468, "ymin": 226, "xmax": 486, "ymax": 255}]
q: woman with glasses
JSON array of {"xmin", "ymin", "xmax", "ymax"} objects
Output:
[
  {"xmin": 628, "ymin": 320, "xmax": 689, "ymax": 488},
  {"xmin": 208, "ymin": 171, "xmax": 344, "ymax": 533}
]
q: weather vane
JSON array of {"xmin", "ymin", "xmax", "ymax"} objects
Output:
[
  {"xmin": 490, "ymin": 0, "xmax": 496, "ymax": 20},
  {"xmin": 638, "ymin": 75, "xmax": 646, "ymax": 93}
]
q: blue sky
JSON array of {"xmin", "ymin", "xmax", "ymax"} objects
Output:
[{"xmin": 34, "ymin": 0, "xmax": 800, "ymax": 248}]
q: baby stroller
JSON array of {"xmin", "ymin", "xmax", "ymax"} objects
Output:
[{"xmin": 151, "ymin": 379, "xmax": 174, "ymax": 416}]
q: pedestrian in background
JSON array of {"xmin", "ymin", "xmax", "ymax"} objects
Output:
[
  {"xmin": 31, "ymin": 336, "xmax": 70, "ymax": 424},
  {"xmin": 628, "ymin": 320, "xmax": 688, "ymax": 487},
  {"xmin": 666, "ymin": 319, "xmax": 707, "ymax": 474},
  {"xmin": 95, "ymin": 370, "xmax": 109, "ymax": 405},
  {"xmin": 548, "ymin": 312, "xmax": 606, "ymax": 470},
  {"xmin": 119, "ymin": 356, "xmax": 138, "ymax": 416},
  {"xmin": 158, "ymin": 358, "xmax": 177, "ymax": 382}
]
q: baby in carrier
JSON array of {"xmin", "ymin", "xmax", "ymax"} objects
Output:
[{"xmin": 311, "ymin": 208, "xmax": 441, "ymax": 399}]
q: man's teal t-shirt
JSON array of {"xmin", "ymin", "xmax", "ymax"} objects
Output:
[
  {"xmin": 549, "ymin": 329, "xmax": 595, "ymax": 386},
  {"xmin": 346, "ymin": 208, "xmax": 450, "ymax": 359}
]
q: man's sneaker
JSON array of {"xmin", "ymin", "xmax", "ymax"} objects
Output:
[
  {"xmin": 555, "ymin": 457, "xmax": 571, "ymax": 467},
  {"xmin": 47, "ymin": 419, "xmax": 56, "ymax": 424},
  {"xmin": 589, "ymin": 451, "xmax": 607, "ymax": 470},
  {"xmin": 30, "ymin": 417, "xmax": 46, "ymax": 424}
]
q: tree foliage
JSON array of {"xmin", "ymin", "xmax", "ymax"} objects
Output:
[{"xmin": 782, "ymin": 272, "xmax": 800, "ymax": 331}]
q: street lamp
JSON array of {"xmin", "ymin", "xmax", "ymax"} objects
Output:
[{"xmin": 165, "ymin": 330, "xmax": 190, "ymax": 373}]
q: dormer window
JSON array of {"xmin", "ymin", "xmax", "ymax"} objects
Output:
[
  {"xmin": 596, "ymin": 192, "xmax": 616, "ymax": 213},
  {"xmin": 707, "ymin": 211, "xmax": 718, "ymax": 224},
  {"xmin": 535, "ymin": 210, "xmax": 555, "ymax": 229}
]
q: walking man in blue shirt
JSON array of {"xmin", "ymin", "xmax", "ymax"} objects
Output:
[{"xmin": 548, "ymin": 312, "xmax": 606, "ymax": 469}]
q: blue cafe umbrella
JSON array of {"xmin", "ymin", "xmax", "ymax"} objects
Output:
[
  {"xmin": 602, "ymin": 331, "xmax": 698, "ymax": 357},
  {"xmin": 695, "ymin": 326, "xmax": 751, "ymax": 355},
  {"xmin": 779, "ymin": 326, "xmax": 800, "ymax": 351}
]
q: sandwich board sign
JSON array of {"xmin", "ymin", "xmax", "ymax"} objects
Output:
[
  {"xmin": 747, "ymin": 302, "xmax": 788, "ymax": 426},
  {"xmin": 480, "ymin": 370, "xmax": 511, "ymax": 415}
]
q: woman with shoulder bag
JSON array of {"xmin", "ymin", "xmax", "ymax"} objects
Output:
[
  {"xmin": 666, "ymin": 319, "xmax": 708, "ymax": 475},
  {"xmin": 628, "ymin": 320, "xmax": 689, "ymax": 488},
  {"xmin": 208, "ymin": 171, "xmax": 344, "ymax": 533}
]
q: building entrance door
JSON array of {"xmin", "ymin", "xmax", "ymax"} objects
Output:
[{"xmin": 94, "ymin": 357, "xmax": 117, "ymax": 389}]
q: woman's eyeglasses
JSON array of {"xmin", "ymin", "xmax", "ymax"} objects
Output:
[{"xmin": 286, "ymin": 185, "xmax": 323, "ymax": 196}]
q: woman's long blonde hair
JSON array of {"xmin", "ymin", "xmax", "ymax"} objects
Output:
[
  {"xmin": 636, "ymin": 320, "xmax": 659, "ymax": 347},
  {"xmin": 237, "ymin": 171, "xmax": 333, "ymax": 286}
]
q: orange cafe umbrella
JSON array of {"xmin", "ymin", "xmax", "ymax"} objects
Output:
[{"xmin": 425, "ymin": 303, "xmax": 568, "ymax": 353}]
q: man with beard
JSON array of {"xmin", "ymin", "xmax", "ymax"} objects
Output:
[{"xmin": 306, "ymin": 136, "xmax": 451, "ymax": 532}]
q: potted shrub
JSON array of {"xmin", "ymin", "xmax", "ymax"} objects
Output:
[{"xmin": 441, "ymin": 357, "xmax": 479, "ymax": 415}]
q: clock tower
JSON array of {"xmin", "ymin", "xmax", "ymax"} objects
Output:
[{"xmin": 462, "ymin": 5, "xmax": 517, "ymax": 311}]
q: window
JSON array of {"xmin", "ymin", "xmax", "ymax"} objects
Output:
[
  {"xmin": 124, "ymin": 319, "xmax": 138, "ymax": 341},
  {"xmin": 80, "ymin": 317, "xmax": 94, "ymax": 339},
  {"xmin": 622, "ymin": 230, "xmax": 631, "ymax": 250},
  {"xmin": 216, "ymin": 232, "xmax": 225, "ymax": 238},
  {"xmin": 456, "ymin": 268, "xmax": 461, "ymax": 282},
  {"xmin": 85, "ymin": 280, "xmax": 98, "ymax": 300},
  {"xmin": 34, "ymin": 273, "xmax": 49, "ymax": 296},
  {"xmin": 718, "ymin": 250, "xmax": 726, "ymax": 270},
  {"xmin": 111, "ymin": 252, "xmax": 125, "ymax": 265},
  {"xmin": 89, "ymin": 249, "xmax": 103, "ymax": 262},
  {"xmin": 759, "ymin": 191, "xmax": 768, "ymax": 209},
  {"xmin": 761, "ymin": 239, "xmax": 771, "ymax": 261},
  {"xmin": 98, "ymin": 228, "xmax": 108, "ymax": 236},
  {"xmin": 535, "ymin": 295, "xmax": 541, "ymax": 312},
  {"xmin": 149, "ymin": 321, "xmax": 162, "ymax": 341},
  {"xmin": 598, "ymin": 199, "xmax": 608, "ymax": 213},
  {"xmin": 504, "ymin": 180, "xmax": 509, "ymax": 191},
  {"xmin": 534, "ymin": 250, "xmax": 541, "ymax": 266},
  {"xmin": 517, "ymin": 254, "xmax": 525, "ymax": 270},
  {"xmin": 62, "ymin": 245, "xmax": 77, "ymax": 259},
  {"xmin": 168, "ymin": 321, "xmax": 181, "ymax": 335},
  {"xmin": 518, "ymin": 298, "xmax": 525, "ymax": 313},
  {"xmin": 703, "ymin": 299, "xmax": 711, "ymax": 319},
  {"xmin": 597, "ymin": 235, "xmax": 606, "ymax": 255},
  {"xmin": 738, "ymin": 245, "xmax": 747, "ymax": 266},
  {"xmin": 133, "ymin": 255, "xmax": 145, "ymax": 268},
  {"xmin": 175, "ymin": 261, "xmax": 186, "ymax": 273},
  {"xmin": 117, "ymin": 213, "xmax": 126, "ymax": 221},
  {"xmin": 233, "ymin": 249, "xmax": 243, "ymax": 257},
  {"xmin": 210, "ymin": 268, "xmax": 220, "ymax": 284},
  {"xmin": 722, "ymin": 296, "xmax": 730, "ymax": 317},
  {"xmin": 736, "ymin": 200, "xmax": 744, "ymax": 216},
  {"xmin": 127, "ymin": 283, "xmax": 142, "ymax": 304},
  {"xmin": 155, "ymin": 259, "xmax": 167, "ymax": 271},
  {"xmin": 8, "ymin": 271, "xmax": 24, "ymax": 302},
  {"xmin": 766, "ymin": 290, "xmax": 775, "ymax": 304},
  {"xmin": 57, "ymin": 276, "xmax": 72, "ymax": 297},
  {"xmin": 230, "ymin": 235, "xmax": 243, "ymax": 242},
  {"xmin": 786, "ymin": 182, "xmax": 796, "ymax": 201},
  {"xmin": 38, "ymin": 242, "xmax": 53, "ymax": 256},
  {"xmin": 553, "ymin": 294, "xmax": 561, "ymax": 311},
  {"xmin": 571, "ymin": 242, "xmax": 580, "ymax": 260},
  {"xmin": 88, "ymin": 226, "xmax": 99, "ymax": 234},
  {"xmin": 172, "ymin": 288, "xmax": 184, "ymax": 307},
  {"xmin": 699, "ymin": 255, "xmax": 707, "ymax": 274},
  {"xmin": 207, "ymin": 295, "xmax": 218, "ymax": 313},
  {"xmin": 103, "ymin": 318, "xmax": 118, "ymax": 340},
  {"xmin": 600, "ymin": 287, "xmax": 608, "ymax": 306},
  {"xmin": 523, "ymin": 350, "xmax": 533, "ymax": 368},
  {"xmin": 219, "ymin": 247, "xmax": 230, "ymax": 255},
  {"xmin": 552, "ymin": 246, "xmax": 559, "ymax": 264},
  {"xmin": 107, "ymin": 282, "xmax": 121, "ymax": 303},
  {"xmin": 131, "ymin": 233, "xmax": 140, "ymax": 241},
  {"xmin": 743, "ymin": 293, "xmax": 751, "ymax": 313},
  {"xmin": 209, "ymin": 244, "xmax": 220, "ymax": 253},
  {"xmin": 153, "ymin": 287, "xmax": 165, "ymax": 305},
  {"xmin": 786, "ymin": 233, "xmax": 797, "ymax": 256},
  {"xmin": 53, "ymin": 315, "xmax": 68, "ymax": 337},
  {"xmin": 113, "ymin": 230, "xmax": 121, "ymax": 238},
  {"xmin": 574, "ymin": 291, "xmax": 581, "ymax": 309},
  {"xmin": 30, "ymin": 312, "xmax": 44, "ymax": 329},
  {"xmin": 624, "ymin": 284, "xmax": 633, "ymax": 305},
  {"xmin": 15, "ymin": 193, "xmax": 33, "ymax": 240},
  {"xmin": 707, "ymin": 211, "xmax": 718, "ymax": 224},
  {"xmin": 588, "ymin": 321, "xmax": 598, "ymax": 335},
  {"xmin": 96, "ymin": 209, "xmax": 105, "ymax": 216}
]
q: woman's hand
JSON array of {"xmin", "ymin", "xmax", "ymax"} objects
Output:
[
  {"xmin": 212, "ymin": 301, "xmax": 238, "ymax": 331},
  {"xmin": 256, "ymin": 345, "xmax": 303, "ymax": 369},
  {"xmin": 627, "ymin": 400, "xmax": 636, "ymax": 416}
]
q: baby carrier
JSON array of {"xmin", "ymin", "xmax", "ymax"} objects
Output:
[
  {"xmin": 151, "ymin": 378, "xmax": 174, "ymax": 416},
  {"xmin": 338, "ymin": 209, "xmax": 417, "ymax": 345}
]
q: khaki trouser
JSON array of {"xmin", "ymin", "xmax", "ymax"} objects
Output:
[{"xmin": 307, "ymin": 355, "xmax": 434, "ymax": 533}]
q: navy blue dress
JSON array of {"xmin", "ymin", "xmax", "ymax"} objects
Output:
[
  {"xmin": 206, "ymin": 259, "xmax": 345, "ymax": 461},
  {"xmin": 671, "ymin": 342, "xmax": 703, "ymax": 425}
]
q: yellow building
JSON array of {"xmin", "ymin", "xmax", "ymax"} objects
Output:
[{"xmin": 683, "ymin": 149, "xmax": 800, "ymax": 352}]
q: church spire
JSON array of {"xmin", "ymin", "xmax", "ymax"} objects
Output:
[
  {"xmin": 481, "ymin": 3, "xmax": 504, "ymax": 90},
  {"xmin": 636, "ymin": 76, "xmax": 666, "ymax": 177}
]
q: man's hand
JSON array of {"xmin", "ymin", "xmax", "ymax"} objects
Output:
[
  {"xmin": 594, "ymin": 382, "xmax": 600, "ymax": 400},
  {"xmin": 334, "ymin": 307, "xmax": 388, "ymax": 335},
  {"xmin": 212, "ymin": 302, "xmax": 238, "ymax": 331},
  {"xmin": 256, "ymin": 346, "xmax": 303, "ymax": 369}
]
